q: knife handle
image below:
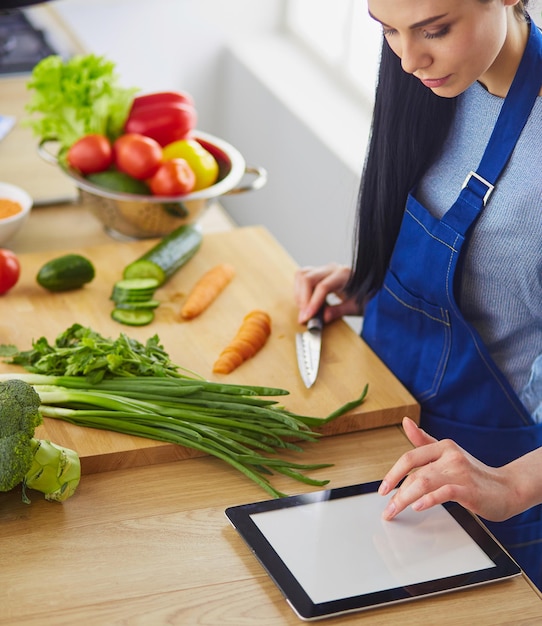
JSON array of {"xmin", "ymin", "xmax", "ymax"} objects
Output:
[{"xmin": 307, "ymin": 306, "xmax": 325, "ymax": 332}]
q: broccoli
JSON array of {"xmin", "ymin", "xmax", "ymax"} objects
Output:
[{"xmin": 0, "ymin": 378, "xmax": 80, "ymax": 503}]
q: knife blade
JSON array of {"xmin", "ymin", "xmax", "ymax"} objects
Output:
[{"xmin": 296, "ymin": 307, "xmax": 325, "ymax": 388}]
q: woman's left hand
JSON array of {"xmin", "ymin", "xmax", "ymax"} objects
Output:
[{"xmin": 378, "ymin": 417, "xmax": 514, "ymax": 522}]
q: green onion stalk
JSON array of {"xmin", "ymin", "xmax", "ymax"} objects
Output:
[
  {"xmin": 0, "ymin": 373, "xmax": 367, "ymax": 498},
  {"xmin": 0, "ymin": 326, "xmax": 368, "ymax": 498}
]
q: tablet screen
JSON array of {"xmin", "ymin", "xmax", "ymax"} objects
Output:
[{"xmin": 225, "ymin": 482, "xmax": 520, "ymax": 621}]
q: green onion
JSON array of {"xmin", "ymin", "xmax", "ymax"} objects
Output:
[
  {"xmin": 0, "ymin": 372, "xmax": 367, "ymax": 498},
  {"xmin": 0, "ymin": 326, "xmax": 368, "ymax": 497}
]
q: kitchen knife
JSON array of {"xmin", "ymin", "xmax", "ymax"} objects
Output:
[{"xmin": 296, "ymin": 307, "xmax": 325, "ymax": 388}]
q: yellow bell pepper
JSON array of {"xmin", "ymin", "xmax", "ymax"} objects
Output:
[{"xmin": 162, "ymin": 139, "xmax": 219, "ymax": 191}]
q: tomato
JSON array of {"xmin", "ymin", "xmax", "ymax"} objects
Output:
[
  {"xmin": 67, "ymin": 134, "xmax": 113, "ymax": 174},
  {"xmin": 113, "ymin": 134, "xmax": 162, "ymax": 180},
  {"xmin": 149, "ymin": 159, "xmax": 196, "ymax": 196},
  {"xmin": 0, "ymin": 249, "xmax": 20, "ymax": 295},
  {"xmin": 162, "ymin": 139, "xmax": 219, "ymax": 191}
]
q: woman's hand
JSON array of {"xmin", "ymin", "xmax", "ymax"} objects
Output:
[
  {"xmin": 294, "ymin": 263, "xmax": 362, "ymax": 325},
  {"xmin": 379, "ymin": 417, "xmax": 521, "ymax": 523}
]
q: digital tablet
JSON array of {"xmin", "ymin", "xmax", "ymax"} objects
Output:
[{"xmin": 225, "ymin": 481, "xmax": 520, "ymax": 621}]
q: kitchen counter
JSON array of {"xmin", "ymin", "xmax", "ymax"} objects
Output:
[
  {"xmin": 1, "ymin": 207, "xmax": 541, "ymax": 625},
  {"xmin": 1, "ymin": 14, "xmax": 541, "ymax": 625},
  {"xmin": 1, "ymin": 422, "xmax": 542, "ymax": 625}
]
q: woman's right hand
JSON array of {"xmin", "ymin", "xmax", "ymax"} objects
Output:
[
  {"xmin": 379, "ymin": 417, "xmax": 536, "ymax": 523},
  {"xmin": 294, "ymin": 263, "xmax": 362, "ymax": 325}
]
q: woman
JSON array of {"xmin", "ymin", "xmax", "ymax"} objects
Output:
[{"xmin": 294, "ymin": 0, "xmax": 542, "ymax": 587}]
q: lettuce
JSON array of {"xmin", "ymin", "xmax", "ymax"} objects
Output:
[{"xmin": 25, "ymin": 53, "xmax": 138, "ymax": 152}]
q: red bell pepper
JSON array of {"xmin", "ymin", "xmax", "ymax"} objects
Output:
[
  {"xmin": 125, "ymin": 91, "xmax": 197, "ymax": 147},
  {"xmin": 129, "ymin": 90, "xmax": 194, "ymax": 113}
]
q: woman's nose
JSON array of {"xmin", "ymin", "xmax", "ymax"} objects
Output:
[{"xmin": 400, "ymin": 39, "xmax": 431, "ymax": 75}]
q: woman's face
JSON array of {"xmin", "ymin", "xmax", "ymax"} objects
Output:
[{"xmin": 367, "ymin": 0, "xmax": 522, "ymax": 97}]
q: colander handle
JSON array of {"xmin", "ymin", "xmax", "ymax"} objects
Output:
[
  {"xmin": 224, "ymin": 166, "xmax": 267, "ymax": 195},
  {"xmin": 37, "ymin": 140, "xmax": 60, "ymax": 165}
]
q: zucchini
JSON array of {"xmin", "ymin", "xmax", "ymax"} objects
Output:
[
  {"xmin": 37, "ymin": 254, "xmax": 95, "ymax": 292},
  {"xmin": 122, "ymin": 224, "xmax": 203, "ymax": 286}
]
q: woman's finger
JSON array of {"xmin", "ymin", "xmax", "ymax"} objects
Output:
[
  {"xmin": 378, "ymin": 418, "xmax": 439, "ymax": 496},
  {"xmin": 402, "ymin": 416, "xmax": 437, "ymax": 447}
]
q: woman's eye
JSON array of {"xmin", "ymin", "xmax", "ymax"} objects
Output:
[
  {"xmin": 423, "ymin": 25, "xmax": 450, "ymax": 39},
  {"xmin": 382, "ymin": 27, "xmax": 396, "ymax": 37}
]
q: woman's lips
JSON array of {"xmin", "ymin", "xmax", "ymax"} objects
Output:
[{"xmin": 419, "ymin": 75, "xmax": 451, "ymax": 89}]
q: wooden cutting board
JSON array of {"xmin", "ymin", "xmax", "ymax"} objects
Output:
[{"xmin": 0, "ymin": 226, "xmax": 418, "ymax": 473}]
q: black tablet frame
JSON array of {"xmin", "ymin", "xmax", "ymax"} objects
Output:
[{"xmin": 225, "ymin": 481, "xmax": 521, "ymax": 621}]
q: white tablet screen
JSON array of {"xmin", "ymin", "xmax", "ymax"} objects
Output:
[{"xmin": 250, "ymin": 490, "xmax": 495, "ymax": 604}]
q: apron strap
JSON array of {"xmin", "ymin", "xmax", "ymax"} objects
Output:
[{"xmin": 443, "ymin": 19, "xmax": 542, "ymax": 235}]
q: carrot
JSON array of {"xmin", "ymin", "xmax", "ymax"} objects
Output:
[
  {"xmin": 180, "ymin": 263, "xmax": 235, "ymax": 320},
  {"xmin": 213, "ymin": 310, "xmax": 272, "ymax": 374}
]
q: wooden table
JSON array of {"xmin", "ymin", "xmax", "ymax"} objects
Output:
[
  {"xmin": 0, "ymin": 206, "xmax": 541, "ymax": 625},
  {"xmin": 1, "ymin": 425, "xmax": 541, "ymax": 625}
]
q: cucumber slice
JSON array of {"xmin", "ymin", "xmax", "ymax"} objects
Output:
[
  {"xmin": 111, "ymin": 308, "xmax": 155, "ymax": 326},
  {"xmin": 113, "ymin": 278, "xmax": 160, "ymax": 291},
  {"xmin": 114, "ymin": 300, "xmax": 161, "ymax": 310},
  {"xmin": 111, "ymin": 288, "xmax": 157, "ymax": 302},
  {"xmin": 123, "ymin": 224, "xmax": 203, "ymax": 286},
  {"xmin": 110, "ymin": 277, "xmax": 159, "ymax": 303},
  {"xmin": 120, "ymin": 259, "xmax": 166, "ymax": 285}
]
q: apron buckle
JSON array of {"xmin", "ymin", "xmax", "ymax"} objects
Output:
[{"xmin": 461, "ymin": 171, "xmax": 494, "ymax": 206}]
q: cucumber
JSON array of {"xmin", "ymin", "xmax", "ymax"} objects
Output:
[
  {"xmin": 112, "ymin": 226, "xmax": 202, "ymax": 327},
  {"xmin": 123, "ymin": 224, "xmax": 203, "ymax": 286},
  {"xmin": 37, "ymin": 254, "xmax": 95, "ymax": 292},
  {"xmin": 111, "ymin": 308, "xmax": 155, "ymax": 326},
  {"xmin": 86, "ymin": 170, "xmax": 151, "ymax": 195}
]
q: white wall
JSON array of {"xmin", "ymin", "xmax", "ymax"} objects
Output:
[
  {"xmin": 51, "ymin": 0, "xmax": 370, "ymax": 268},
  {"xmin": 217, "ymin": 40, "xmax": 366, "ymax": 267}
]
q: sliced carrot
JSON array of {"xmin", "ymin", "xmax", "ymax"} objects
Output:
[
  {"xmin": 213, "ymin": 310, "xmax": 272, "ymax": 374},
  {"xmin": 180, "ymin": 263, "xmax": 235, "ymax": 320}
]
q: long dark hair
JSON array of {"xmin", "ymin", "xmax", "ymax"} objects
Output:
[{"xmin": 346, "ymin": 0, "xmax": 530, "ymax": 304}]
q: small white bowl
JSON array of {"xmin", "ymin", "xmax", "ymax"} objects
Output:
[{"xmin": 0, "ymin": 182, "xmax": 33, "ymax": 246}]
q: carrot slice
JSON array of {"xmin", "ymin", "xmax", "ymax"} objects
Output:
[
  {"xmin": 213, "ymin": 310, "xmax": 272, "ymax": 374},
  {"xmin": 180, "ymin": 263, "xmax": 235, "ymax": 320}
]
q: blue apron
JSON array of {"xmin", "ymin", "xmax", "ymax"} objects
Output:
[{"xmin": 362, "ymin": 20, "xmax": 542, "ymax": 588}]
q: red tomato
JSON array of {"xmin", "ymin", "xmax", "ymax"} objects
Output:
[
  {"xmin": 149, "ymin": 159, "xmax": 196, "ymax": 196},
  {"xmin": 67, "ymin": 134, "xmax": 113, "ymax": 174},
  {"xmin": 0, "ymin": 249, "xmax": 20, "ymax": 295},
  {"xmin": 113, "ymin": 134, "xmax": 162, "ymax": 180}
]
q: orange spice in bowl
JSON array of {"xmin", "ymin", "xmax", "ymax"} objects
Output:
[
  {"xmin": 0, "ymin": 198, "xmax": 23, "ymax": 220},
  {"xmin": 0, "ymin": 182, "xmax": 33, "ymax": 245}
]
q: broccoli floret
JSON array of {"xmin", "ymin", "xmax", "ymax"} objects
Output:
[
  {"xmin": 0, "ymin": 378, "xmax": 42, "ymax": 437},
  {"xmin": 0, "ymin": 431, "xmax": 35, "ymax": 491},
  {"xmin": 0, "ymin": 379, "xmax": 42, "ymax": 491},
  {"xmin": 0, "ymin": 378, "xmax": 80, "ymax": 502}
]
